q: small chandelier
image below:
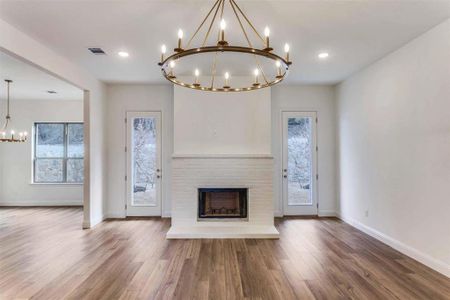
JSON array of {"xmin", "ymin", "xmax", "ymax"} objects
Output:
[
  {"xmin": 158, "ymin": 0, "xmax": 292, "ymax": 92},
  {"xmin": 1, "ymin": 79, "xmax": 27, "ymax": 143}
]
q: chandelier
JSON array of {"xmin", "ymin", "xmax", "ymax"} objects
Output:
[
  {"xmin": 158, "ymin": 0, "xmax": 292, "ymax": 92},
  {"xmin": 1, "ymin": 80, "xmax": 27, "ymax": 143}
]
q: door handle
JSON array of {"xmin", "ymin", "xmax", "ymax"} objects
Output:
[
  {"xmin": 156, "ymin": 169, "xmax": 161, "ymax": 172},
  {"xmin": 157, "ymin": 175, "xmax": 161, "ymax": 179},
  {"xmin": 283, "ymin": 175, "xmax": 287, "ymax": 178}
]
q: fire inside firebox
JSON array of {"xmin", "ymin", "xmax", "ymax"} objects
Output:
[{"xmin": 198, "ymin": 188, "xmax": 248, "ymax": 220}]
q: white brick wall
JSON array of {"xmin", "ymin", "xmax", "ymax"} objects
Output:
[{"xmin": 169, "ymin": 157, "xmax": 278, "ymax": 237}]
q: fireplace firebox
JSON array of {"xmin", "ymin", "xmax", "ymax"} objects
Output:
[{"xmin": 198, "ymin": 188, "xmax": 248, "ymax": 220}]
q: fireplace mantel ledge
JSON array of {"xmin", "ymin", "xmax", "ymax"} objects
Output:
[{"xmin": 172, "ymin": 153, "xmax": 273, "ymax": 159}]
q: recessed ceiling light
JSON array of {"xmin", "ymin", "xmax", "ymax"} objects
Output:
[
  {"xmin": 318, "ymin": 52, "xmax": 329, "ymax": 59},
  {"xmin": 118, "ymin": 51, "xmax": 129, "ymax": 58}
]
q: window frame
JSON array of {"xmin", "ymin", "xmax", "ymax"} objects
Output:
[{"xmin": 33, "ymin": 122, "xmax": 84, "ymax": 184}]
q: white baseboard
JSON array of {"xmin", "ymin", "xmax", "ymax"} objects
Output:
[
  {"xmin": 338, "ymin": 213, "xmax": 450, "ymax": 278},
  {"xmin": 104, "ymin": 212, "xmax": 126, "ymax": 219},
  {"xmin": 273, "ymin": 210, "xmax": 337, "ymax": 217},
  {"xmin": 0, "ymin": 201, "xmax": 82, "ymax": 206},
  {"xmin": 318, "ymin": 210, "xmax": 337, "ymax": 217},
  {"xmin": 162, "ymin": 211, "xmax": 171, "ymax": 218}
]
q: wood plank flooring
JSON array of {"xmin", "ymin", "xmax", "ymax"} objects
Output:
[{"xmin": 0, "ymin": 207, "xmax": 449, "ymax": 299}]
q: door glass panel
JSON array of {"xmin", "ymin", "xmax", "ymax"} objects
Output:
[
  {"xmin": 287, "ymin": 117, "xmax": 312, "ymax": 205},
  {"xmin": 132, "ymin": 117, "xmax": 157, "ymax": 206}
]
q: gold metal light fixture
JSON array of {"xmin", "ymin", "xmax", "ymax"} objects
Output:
[
  {"xmin": 1, "ymin": 80, "xmax": 27, "ymax": 143},
  {"xmin": 158, "ymin": 0, "xmax": 292, "ymax": 92}
]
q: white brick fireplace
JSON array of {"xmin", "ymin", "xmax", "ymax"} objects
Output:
[{"xmin": 167, "ymin": 85, "xmax": 279, "ymax": 238}]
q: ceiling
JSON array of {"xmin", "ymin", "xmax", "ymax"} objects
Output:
[
  {"xmin": 0, "ymin": 0, "xmax": 449, "ymax": 85},
  {"xmin": 0, "ymin": 51, "xmax": 83, "ymax": 101}
]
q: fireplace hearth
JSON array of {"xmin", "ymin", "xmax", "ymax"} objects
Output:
[{"xmin": 198, "ymin": 188, "xmax": 248, "ymax": 220}]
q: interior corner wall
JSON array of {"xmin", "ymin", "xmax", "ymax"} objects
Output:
[
  {"xmin": 0, "ymin": 99, "xmax": 83, "ymax": 205},
  {"xmin": 336, "ymin": 19, "xmax": 450, "ymax": 277},
  {"xmin": 271, "ymin": 85, "xmax": 337, "ymax": 217},
  {"xmin": 104, "ymin": 84, "xmax": 174, "ymax": 218},
  {"xmin": 0, "ymin": 18, "xmax": 107, "ymax": 228}
]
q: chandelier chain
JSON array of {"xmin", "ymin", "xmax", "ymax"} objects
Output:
[
  {"xmin": 229, "ymin": 0, "xmax": 269, "ymax": 84},
  {"xmin": 186, "ymin": 0, "xmax": 221, "ymax": 49},
  {"xmin": 229, "ymin": 0, "xmax": 252, "ymax": 48},
  {"xmin": 230, "ymin": 0, "xmax": 265, "ymax": 46},
  {"xmin": 210, "ymin": 0, "xmax": 226, "ymax": 88},
  {"xmin": 202, "ymin": 0, "xmax": 223, "ymax": 47}
]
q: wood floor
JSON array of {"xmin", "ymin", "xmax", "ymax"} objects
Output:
[{"xmin": 0, "ymin": 207, "xmax": 449, "ymax": 300}]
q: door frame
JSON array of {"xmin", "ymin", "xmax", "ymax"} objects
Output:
[
  {"xmin": 281, "ymin": 111, "xmax": 319, "ymax": 216},
  {"xmin": 125, "ymin": 111, "xmax": 162, "ymax": 216}
]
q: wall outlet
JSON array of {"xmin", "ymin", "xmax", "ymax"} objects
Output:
[{"xmin": 365, "ymin": 210, "xmax": 369, "ymax": 217}]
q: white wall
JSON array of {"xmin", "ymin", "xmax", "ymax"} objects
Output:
[
  {"xmin": 336, "ymin": 19, "xmax": 450, "ymax": 277},
  {"xmin": 0, "ymin": 99, "xmax": 83, "ymax": 206},
  {"xmin": 0, "ymin": 18, "xmax": 107, "ymax": 228},
  {"xmin": 271, "ymin": 85, "xmax": 337, "ymax": 216},
  {"xmin": 105, "ymin": 84, "xmax": 173, "ymax": 218},
  {"xmin": 174, "ymin": 86, "xmax": 271, "ymax": 155},
  {"xmin": 105, "ymin": 84, "xmax": 337, "ymax": 218}
]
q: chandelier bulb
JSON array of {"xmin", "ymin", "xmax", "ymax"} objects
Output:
[
  {"xmin": 263, "ymin": 26, "xmax": 272, "ymax": 51},
  {"xmin": 160, "ymin": 44, "xmax": 167, "ymax": 63},
  {"xmin": 223, "ymin": 72, "xmax": 231, "ymax": 89},
  {"xmin": 193, "ymin": 69, "xmax": 201, "ymax": 86},
  {"xmin": 175, "ymin": 29, "xmax": 184, "ymax": 52},
  {"xmin": 253, "ymin": 68, "xmax": 260, "ymax": 86},
  {"xmin": 284, "ymin": 43, "xmax": 290, "ymax": 62},
  {"xmin": 168, "ymin": 61, "xmax": 176, "ymax": 78},
  {"xmin": 218, "ymin": 19, "xmax": 228, "ymax": 46},
  {"xmin": 276, "ymin": 60, "xmax": 283, "ymax": 78},
  {"xmin": 220, "ymin": 19, "xmax": 226, "ymax": 31}
]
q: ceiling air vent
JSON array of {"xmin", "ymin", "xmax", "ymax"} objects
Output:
[{"xmin": 88, "ymin": 47, "xmax": 106, "ymax": 55}]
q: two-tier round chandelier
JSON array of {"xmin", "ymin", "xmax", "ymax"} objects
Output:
[
  {"xmin": 158, "ymin": 0, "xmax": 292, "ymax": 92},
  {"xmin": 0, "ymin": 79, "xmax": 28, "ymax": 143}
]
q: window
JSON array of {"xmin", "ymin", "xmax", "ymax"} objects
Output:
[{"xmin": 34, "ymin": 123, "xmax": 84, "ymax": 183}]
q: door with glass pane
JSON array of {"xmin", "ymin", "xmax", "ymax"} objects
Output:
[
  {"xmin": 126, "ymin": 112, "xmax": 162, "ymax": 216},
  {"xmin": 282, "ymin": 112, "xmax": 318, "ymax": 215}
]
